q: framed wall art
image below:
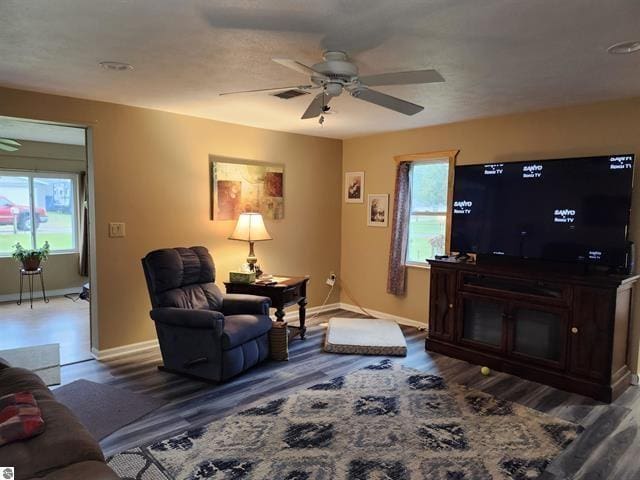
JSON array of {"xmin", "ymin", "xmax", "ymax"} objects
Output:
[
  {"xmin": 367, "ymin": 193, "xmax": 389, "ymax": 227},
  {"xmin": 345, "ymin": 171, "xmax": 364, "ymax": 203},
  {"xmin": 210, "ymin": 156, "xmax": 284, "ymax": 220}
]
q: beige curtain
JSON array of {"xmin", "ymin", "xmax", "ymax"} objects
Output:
[
  {"xmin": 78, "ymin": 172, "xmax": 89, "ymax": 277},
  {"xmin": 387, "ymin": 161, "xmax": 412, "ymax": 295}
]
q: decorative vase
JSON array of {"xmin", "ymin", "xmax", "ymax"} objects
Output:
[{"xmin": 22, "ymin": 255, "xmax": 41, "ymax": 271}]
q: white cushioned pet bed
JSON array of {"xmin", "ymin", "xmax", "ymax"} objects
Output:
[{"xmin": 324, "ymin": 317, "xmax": 407, "ymax": 356}]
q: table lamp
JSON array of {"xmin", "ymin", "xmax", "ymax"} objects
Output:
[{"xmin": 229, "ymin": 212, "xmax": 272, "ymax": 271}]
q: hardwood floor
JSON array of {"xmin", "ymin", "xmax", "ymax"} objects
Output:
[
  {"xmin": 0, "ymin": 295, "xmax": 91, "ymax": 364},
  {"xmin": 59, "ymin": 309, "xmax": 640, "ymax": 479}
]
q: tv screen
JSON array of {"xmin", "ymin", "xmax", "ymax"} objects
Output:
[{"xmin": 450, "ymin": 154, "xmax": 635, "ymax": 268}]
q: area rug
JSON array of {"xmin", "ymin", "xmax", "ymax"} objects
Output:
[
  {"xmin": 0, "ymin": 343, "xmax": 60, "ymax": 385},
  {"xmin": 324, "ymin": 317, "xmax": 407, "ymax": 356},
  {"xmin": 54, "ymin": 379, "xmax": 166, "ymax": 440},
  {"xmin": 107, "ymin": 360, "xmax": 583, "ymax": 479}
]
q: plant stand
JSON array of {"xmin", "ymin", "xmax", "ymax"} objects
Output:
[{"xmin": 18, "ymin": 268, "xmax": 49, "ymax": 309}]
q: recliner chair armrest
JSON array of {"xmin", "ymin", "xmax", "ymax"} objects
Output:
[
  {"xmin": 222, "ymin": 294, "xmax": 271, "ymax": 316},
  {"xmin": 150, "ymin": 308, "xmax": 225, "ymax": 333}
]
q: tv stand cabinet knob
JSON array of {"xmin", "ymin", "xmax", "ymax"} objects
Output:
[
  {"xmin": 571, "ymin": 327, "xmax": 579, "ymax": 334},
  {"xmin": 449, "ymin": 304, "xmax": 454, "ymax": 309}
]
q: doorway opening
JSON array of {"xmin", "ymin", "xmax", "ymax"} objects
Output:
[{"xmin": 0, "ymin": 117, "xmax": 95, "ymax": 368}]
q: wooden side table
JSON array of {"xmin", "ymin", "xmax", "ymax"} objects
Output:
[
  {"xmin": 18, "ymin": 267, "xmax": 49, "ymax": 309},
  {"xmin": 224, "ymin": 276, "xmax": 310, "ymax": 340}
]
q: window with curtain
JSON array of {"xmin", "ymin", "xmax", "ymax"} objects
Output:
[
  {"xmin": 406, "ymin": 160, "xmax": 450, "ymax": 264},
  {"xmin": 0, "ymin": 171, "xmax": 78, "ymax": 255}
]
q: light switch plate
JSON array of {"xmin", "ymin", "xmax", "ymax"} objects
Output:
[{"xmin": 109, "ymin": 222, "xmax": 126, "ymax": 237}]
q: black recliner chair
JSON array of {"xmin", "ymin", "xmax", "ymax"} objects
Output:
[{"xmin": 141, "ymin": 246, "xmax": 272, "ymax": 382}]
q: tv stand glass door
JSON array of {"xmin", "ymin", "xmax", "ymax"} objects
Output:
[
  {"xmin": 508, "ymin": 303, "xmax": 567, "ymax": 368},
  {"xmin": 458, "ymin": 293, "xmax": 505, "ymax": 352},
  {"xmin": 458, "ymin": 293, "xmax": 568, "ymax": 367}
]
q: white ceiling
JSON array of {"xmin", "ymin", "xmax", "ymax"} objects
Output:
[
  {"xmin": 0, "ymin": 0, "xmax": 639, "ymax": 139},
  {"xmin": 0, "ymin": 118, "xmax": 85, "ymax": 145}
]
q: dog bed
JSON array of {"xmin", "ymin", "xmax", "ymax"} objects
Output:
[{"xmin": 324, "ymin": 317, "xmax": 407, "ymax": 356}]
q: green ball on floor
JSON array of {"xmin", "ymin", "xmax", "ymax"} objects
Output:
[{"xmin": 480, "ymin": 366, "xmax": 491, "ymax": 376}]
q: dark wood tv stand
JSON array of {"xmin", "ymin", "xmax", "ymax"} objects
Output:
[{"xmin": 426, "ymin": 259, "xmax": 638, "ymax": 402}]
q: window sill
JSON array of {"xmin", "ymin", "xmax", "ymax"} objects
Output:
[
  {"xmin": 49, "ymin": 250, "xmax": 80, "ymax": 256},
  {"xmin": 0, "ymin": 250, "xmax": 79, "ymax": 259},
  {"xmin": 406, "ymin": 262, "xmax": 430, "ymax": 270}
]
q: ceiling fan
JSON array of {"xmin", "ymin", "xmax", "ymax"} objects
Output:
[{"xmin": 219, "ymin": 51, "xmax": 444, "ymax": 120}]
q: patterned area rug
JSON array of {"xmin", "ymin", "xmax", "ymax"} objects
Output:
[{"xmin": 107, "ymin": 360, "xmax": 583, "ymax": 479}]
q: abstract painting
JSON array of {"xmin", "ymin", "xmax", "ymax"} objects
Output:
[{"xmin": 210, "ymin": 157, "xmax": 284, "ymax": 220}]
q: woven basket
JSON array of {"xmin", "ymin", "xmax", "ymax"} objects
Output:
[{"xmin": 269, "ymin": 321, "xmax": 289, "ymax": 361}]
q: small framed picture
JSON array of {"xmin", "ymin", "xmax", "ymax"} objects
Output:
[
  {"xmin": 345, "ymin": 171, "xmax": 364, "ymax": 203},
  {"xmin": 367, "ymin": 194, "xmax": 389, "ymax": 227}
]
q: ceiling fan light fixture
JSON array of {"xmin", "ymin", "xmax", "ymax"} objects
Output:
[
  {"xmin": 607, "ymin": 41, "xmax": 640, "ymax": 55},
  {"xmin": 99, "ymin": 61, "xmax": 134, "ymax": 71},
  {"xmin": 324, "ymin": 82, "xmax": 343, "ymax": 97}
]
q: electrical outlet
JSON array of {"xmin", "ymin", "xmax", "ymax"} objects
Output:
[
  {"xmin": 109, "ymin": 222, "xmax": 126, "ymax": 238},
  {"xmin": 326, "ymin": 271, "xmax": 336, "ymax": 286}
]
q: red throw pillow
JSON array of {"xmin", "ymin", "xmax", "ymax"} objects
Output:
[
  {"xmin": 0, "ymin": 392, "xmax": 45, "ymax": 446},
  {"xmin": 0, "ymin": 391, "xmax": 37, "ymax": 410}
]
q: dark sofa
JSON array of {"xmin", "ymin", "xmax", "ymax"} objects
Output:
[
  {"xmin": 142, "ymin": 246, "xmax": 273, "ymax": 382},
  {"xmin": 0, "ymin": 359, "xmax": 118, "ymax": 480}
]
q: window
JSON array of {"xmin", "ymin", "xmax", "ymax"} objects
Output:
[
  {"xmin": 406, "ymin": 160, "xmax": 450, "ymax": 264},
  {"xmin": 0, "ymin": 172, "xmax": 78, "ymax": 255}
]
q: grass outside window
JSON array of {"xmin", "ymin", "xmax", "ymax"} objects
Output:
[{"xmin": 406, "ymin": 161, "xmax": 449, "ymax": 265}]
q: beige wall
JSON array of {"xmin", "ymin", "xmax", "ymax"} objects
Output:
[
  {"xmin": 0, "ymin": 87, "xmax": 342, "ymax": 350},
  {"xmin": 0, "ymin": 254, "xmax": 86, "ymax": 297},
  {"xmin": 0, "ymin": 140, "xmax": 88, "ymax": 297},
  {"xmin": 3, "ymin": 85, "xmax": 638, "ymax": 372},
  {"xmin": 342, "ymin": 97, "xmax": 640, "ymax": 372},
  {"xmin": 0, "ymin": 140, "xmax": 85, "ymax": 172}
]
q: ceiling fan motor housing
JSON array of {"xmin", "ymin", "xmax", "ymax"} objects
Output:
[{"xmin": 311, "ymin": 51, "xmax": 358, "ymax": 87}]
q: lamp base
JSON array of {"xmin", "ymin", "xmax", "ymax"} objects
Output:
[{"xmin": 247, "ymin": 241, "xmax": 258, "ymax": 272}]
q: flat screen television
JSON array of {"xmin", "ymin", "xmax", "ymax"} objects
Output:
[{"xmin": 450, "ymin": 154, "xmax": 635, "ymax": 269}]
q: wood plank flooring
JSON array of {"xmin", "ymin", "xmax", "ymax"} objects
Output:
[
  {"xmin": 0, "ymin": 296, "xmax": 91, "ymax": 364},
  {"xmin": 59, "ymin": 309, "xmax": 640, "ymax": 479}
]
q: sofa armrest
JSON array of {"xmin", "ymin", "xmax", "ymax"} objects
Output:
[
  {"xmin": 222, "ymin": 294, "xmax": 271, "ymax": 316},
  {"xmin": 150, "ymin": 308, "xmax": 225, "ymax": 333}
]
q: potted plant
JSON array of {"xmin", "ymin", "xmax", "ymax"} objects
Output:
[{"xmin": 12, "ymin": 241, "xmax": 50, "ymax": 271}]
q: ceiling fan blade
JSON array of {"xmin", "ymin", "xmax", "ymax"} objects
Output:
[
  {"xmin": 219, "ymin": 85, "xmax": 314, "ymax": 96},
  {"xmin": 0, "ymin": 138, "xmax": 21, "ymax": 152},
  {"xmin": 359, "ymin": 69, "xmax": 444, "ymax": 87},
  {"xmin": 301, "ymin": 92, "xmax": 328, "ymax": 119},
  {"xmin": 351, "ymin": 88, "xmax": 424, "ymax": 115},
  {"xmin": 272, "ymin": 58, "xmax": 327, "ymax": 79}
]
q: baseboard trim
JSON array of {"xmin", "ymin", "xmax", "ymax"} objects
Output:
[
  {"xmin": 281, "ymin": 302, "xmax": 341, "ymax": 323},
  {"xmin": 90, "ymin": 302, "xmax": 423, "ymax": 361},
  {"xmin": 91, "ymin": 339, "xmax": 159, "ymax": 361},
  {"xmin": 0, "ymin": 287, "xmax": 83, "ymax": 304},
  {"xmin": 338, "ymin": 302, "xmax": 428, "ymax": 330},
  {"xmin": 90, "ymin": 305, "xmax": 342, "ymax": 362}
]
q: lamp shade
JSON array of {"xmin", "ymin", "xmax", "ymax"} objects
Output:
[{"xmin": 229, "ymin": 213, "xmax": 272, "ymax": 242}]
